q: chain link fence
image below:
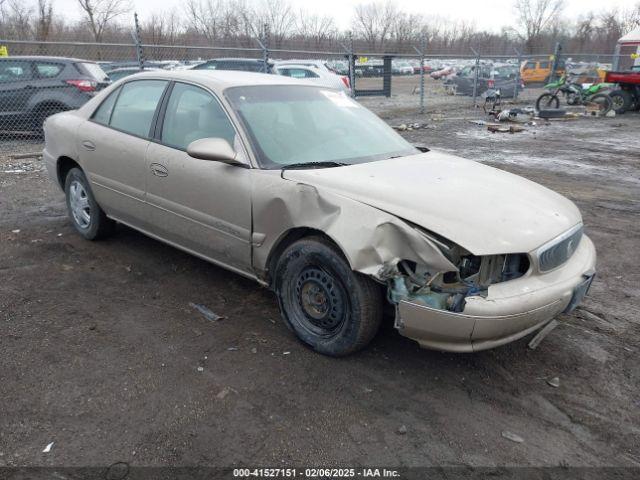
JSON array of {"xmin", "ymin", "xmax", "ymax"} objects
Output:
[{"xmin": 0, "ymin": 36, "xmax": 626, "ymax": 144}]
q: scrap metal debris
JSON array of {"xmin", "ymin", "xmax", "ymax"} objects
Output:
[
  {"xmin": 42, "ymin": 442, "xmax": 54, "ymax": 453},
  {"xmin": 547, "ymin": 377, "xmax": 560, "ymax": 388},
  {"xmin": 189, "ymin": 302, "xmax": 225, "ymax": 322},
  {"xmin": 528, "ymin": 319, "xmax": 559, "ymax": 350},
  {"xmin": 487, "ymin": 124, "xmax": 525, "ymax": 134},
  {"xmin": 496, "ymin": 108, "xmax": 535, "ymax": 123},
  {"xmin": 501, "ymin": 431, "xmax": 524, "ymax": 443}
]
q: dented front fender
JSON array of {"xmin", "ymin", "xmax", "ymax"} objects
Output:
[{"xmin": 250, "ymin": 170, "xmax": 456, "ymax": 282}]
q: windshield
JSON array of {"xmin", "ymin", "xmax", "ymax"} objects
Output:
[{"xmin": 225, "ymin": 86, "xmax": 417, "ymax": 169}]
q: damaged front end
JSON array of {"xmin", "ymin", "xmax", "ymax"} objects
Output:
[{"xmin": 382, "ymin": 228, "xmax": 530, "ymax": 314}]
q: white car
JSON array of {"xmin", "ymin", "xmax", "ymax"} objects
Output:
[{"xmin": 273, "ymin": 63, "xmax": 350, "ymax": 93}]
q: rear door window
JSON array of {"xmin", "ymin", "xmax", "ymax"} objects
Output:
[
  {"xmin": 109, "ymin": 80, "xmax": 167, "ymax": 138},
  {"xmin": 539, "ymin": 61, "xmax": 550, "ymax": 69},
  {"xmin": 0, "ymin": 60, "xmax": 32, "ymax": 83}
]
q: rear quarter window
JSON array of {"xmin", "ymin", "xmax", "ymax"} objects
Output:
[
  {"xmin": 35, "ymin": 62, "xmax": 64, "ymax": 78},
  {"xmin": 77, "ymin": 62, "xmax": 109, "ymax": 81}
]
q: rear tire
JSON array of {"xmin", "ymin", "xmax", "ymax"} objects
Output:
[
  {"xmin": 536, "ymin": 93, "xmax": 560, "ymax": 110},
  {"xmin": 33, "ymin": 105, "xmax": 65, "ymax": 136},
  {"xmin": 609, "ymin": 90, "xmax": 633, "ymax": 114},
  {"xmin": 275, "ymin": 236, "xmax": 383, "ymax": 356},
  {"xmin": 64, "ymin": 167, "xmax": 115, "ymax": 240}
]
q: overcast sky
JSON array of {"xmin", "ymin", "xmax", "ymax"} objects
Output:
[{"xmin": 55, "ymin": 0, "xmax": 633, "ymax": 32}]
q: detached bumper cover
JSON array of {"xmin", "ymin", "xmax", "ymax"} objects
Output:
[{"xmin": 396, "ymin": 235, "xmax": 597, "ymax": 352}]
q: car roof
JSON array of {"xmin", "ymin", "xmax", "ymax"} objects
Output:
[
  {"xmin": 202, "ymin": 58, "xmax": 267, "ymax": 63},
  {"xmin": 0, "ymin": 56, "xmax": 94, "ymax": 63},
  {"xmin": 123, "ymin": 69, "xmax": 310, "ymax": 90}
]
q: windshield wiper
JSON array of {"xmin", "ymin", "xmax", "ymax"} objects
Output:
[{"xmin": 281, "ymin": 161, "xmax": 348, "ymax": 172}]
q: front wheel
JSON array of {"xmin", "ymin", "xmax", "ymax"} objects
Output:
[
  {"xmin": 275, "ymin": 237, "xmax": 383, "ymax": 356},
  {"xmin": 536, "ymin": 93, "xmax": 560, "ymax": 110},
  {"xmin": 588, "ymin": 93, "xmax": 612, "ymax": 115},
  {"xmin": 64, "ymin": 167, "xmax": 115, "ymax": 240}
]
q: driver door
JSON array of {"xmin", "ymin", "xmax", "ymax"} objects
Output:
[{"xmin": 144, "ymin": 82, "xmax": 253, "ymax": 275}]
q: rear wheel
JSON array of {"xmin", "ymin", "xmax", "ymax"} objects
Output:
[
  {"xmin": 275, "ymin": 236, "xmax": 383, "ymax": 356},
  {"xmin": 64, "ymin": 168, "xmax": 115, "ymax": 240},
  {"xmin": 536, "ymin": 93, "xmax": 560, "ymax": 110},
  {"xmin": 32, "ymin": 105, "xmax": 65, "ymax": 136},
  {"xmin": 609, "ymin": 90, "xmax": 633, "ymax": 114}
]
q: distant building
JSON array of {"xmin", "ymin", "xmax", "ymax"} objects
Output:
[{"xmin": 614, "ymin": 28, "xmax": 640, "ymax": 71}]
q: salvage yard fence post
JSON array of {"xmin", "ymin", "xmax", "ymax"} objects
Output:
[
  {"xmin": 471, "ymin": 47, "xmax": 480, "ymax": 108},
  {"xmin": 412, "ymin": 35, "xmax": 426, "ymax": 114},
  {"xmin": 256, "ymin": 23, "xmax": 270, "ymax": 74},
  {"xmin": 132, "ymin": 12, "xmax": 145, "ymax": 71},
  {"xmin": 513, "ymin": 47, "xmax": 522, "ymax": 100}
]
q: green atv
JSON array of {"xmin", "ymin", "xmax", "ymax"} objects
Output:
[{"xmin": 536, "ymin": 75, "xmax": 614, "ymax": 114}]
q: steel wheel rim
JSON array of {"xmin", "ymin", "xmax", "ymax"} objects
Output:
[
  {"xmin": 294, "ymin": 266, "xmax": 347, "ymax": 337},
  {"xmin": 69, "ymin": 180, "xmax": 91, "ymax": 229}
]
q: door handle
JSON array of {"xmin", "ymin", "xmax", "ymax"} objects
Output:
[
  {"xmin": 81, "ymin": 140, "xmax": 95, "ymax": 151},
  {"xmin": 150, "ymin": 163, "xmax": 168, "ymax": 177}
]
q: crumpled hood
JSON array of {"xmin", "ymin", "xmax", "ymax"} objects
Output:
[{"xmin": 282, "ymin": 151, "xmax": 582, "ymax": 255}]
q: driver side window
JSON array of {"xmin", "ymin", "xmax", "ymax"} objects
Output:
[{"xmin": 161, "ymin": 82, "xmax": 236, "ymax": 150}]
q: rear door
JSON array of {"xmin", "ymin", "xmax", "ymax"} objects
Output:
[
  {"xmin": 0, "ymin": 59, "xmax": 34, "ymax": 125},
  {"xmin": 78, "ymin": 79, "xmax": 169, "ymax": 229},
  {"xmin": 144, "ymin": 81, "xmax": 253, "ymax": 274}
]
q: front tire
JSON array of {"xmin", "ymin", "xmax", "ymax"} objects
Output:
[
  {"xmin": 275, "ymin": 237, "xmax": 383, "ymax": 356},
  {"xmin": 588, "ymin": 93, "xmax": 612, "ymax": 115},
  {"xmin": 64, "ymin": 167, "xmax": 115, "ymax": 240},
  {"xmin": 536, "ymin": 93, "xmax": 560, "ymax": 110}
]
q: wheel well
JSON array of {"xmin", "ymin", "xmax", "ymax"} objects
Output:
[
  {"xmin": 33, "ymin": 101, "xmax": 68, "ymax": 115},
  {"xmin": 265, "ymin": 227, "xmax": 347, "ymax": 288},
  {"xmin": 56, "ymin": 156, "xmax": 80, "ymax": 188}
]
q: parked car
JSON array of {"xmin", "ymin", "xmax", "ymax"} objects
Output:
[
  {"xmin": 105, "ymin": 67, "xmax": 162, "ymax": 82},
  {"xmin": 192, "ymin": 58, "xmax": 272, "ymax": 73},
  {"xmin": 520, "ymin": 59, "xmax": 566, "ymax": 84},
  {"xmin": 273, "ymin": 63, "xmax": 350, "ymax": 92},
  {"xmin": 445, "ymin": 64, "xmax": 523, "ymax": 98},
  {"xmin": 392, "ymin": 60, "xmax": 414, "ymax": 75},
  {"xmin": 43, "ymin": 70, "xmax": 596, "ymax": 356},
  {"xmin": 0, "ymin": 56, "xmax": 110, "ymax": 134},
  {"xmin": 431, "ymin": 65, "xmax": 455, "ymax": 80},
  {"xmin": 354, "ymin": 60, "xmax": 385, "ymax": 77}
]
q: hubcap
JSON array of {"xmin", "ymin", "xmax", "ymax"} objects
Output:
[
  {"xmin": 295, "ymin": 267, "xmax": 346, "ymax": 334},
  {"xmin": 69, "ymin": 180, "xmax": 91, "ymax": 229}
]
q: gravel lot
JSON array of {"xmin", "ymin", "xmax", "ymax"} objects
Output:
[{"xmin": 1, "ymin": 77, "xmax": 639, "ymax": 472}]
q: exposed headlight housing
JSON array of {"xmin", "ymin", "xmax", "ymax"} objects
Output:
[{"xmin": 537, "ymin": 224, "xmax": 583, "ymax": 272}]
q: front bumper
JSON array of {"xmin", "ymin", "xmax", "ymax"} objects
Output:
[{"xmin": 395, "ymin": 234, "xmax": 596, "ymax": 352}]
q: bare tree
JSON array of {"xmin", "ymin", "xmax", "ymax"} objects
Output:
[
  {"xmin": 35, "ymin": 0, "xmax": 54, "ymax": 41},
  {"xmin": 1, "ymin": 0, "xmax": 34, "ymax": 39},
  {"xmin": 143, "ymin": 10, "xmax": 180, "ymax": 45},
  {"xmin": 254, "ymin": 0, "xmax": 295, "ymax": 48},
  {"xmin": 514, "ymin": 0, "xmax": 565, "ymax": 53},
  {"xmin": 351, "ymin": 0, "xmax": 399, "ymax": 51},
  {"xmin": 295, "ymin": 10, "xmax": 336, "ymax": 49},
  {"xmin": 76, "ymin": 0, "xmax": 131, "ymax": 42}
]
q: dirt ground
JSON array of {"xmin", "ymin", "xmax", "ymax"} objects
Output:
[{"xmin": 1, "ymin": 77, "xmax": 640, "ymax": 471}]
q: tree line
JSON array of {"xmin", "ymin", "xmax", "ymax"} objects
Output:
[{"xmin": 0, "ymin": 0, "xmax": 639, "ymax": 56}]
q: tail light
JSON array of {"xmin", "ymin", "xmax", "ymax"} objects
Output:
[
  {"xmin": 488, "ymin": 79, "xmax": 495, "ymax": 88},
  {"xmin": 65, "ymin": 79, "xmax": 97, "ymax": 92},
  {"xmin": 340, "ymin": 76, "xmax": 350, "ymax": 89}
]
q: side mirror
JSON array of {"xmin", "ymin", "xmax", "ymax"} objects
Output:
[{"xmin": 186, "ymin": 137, "xmax": 246, "ymax": 167}]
